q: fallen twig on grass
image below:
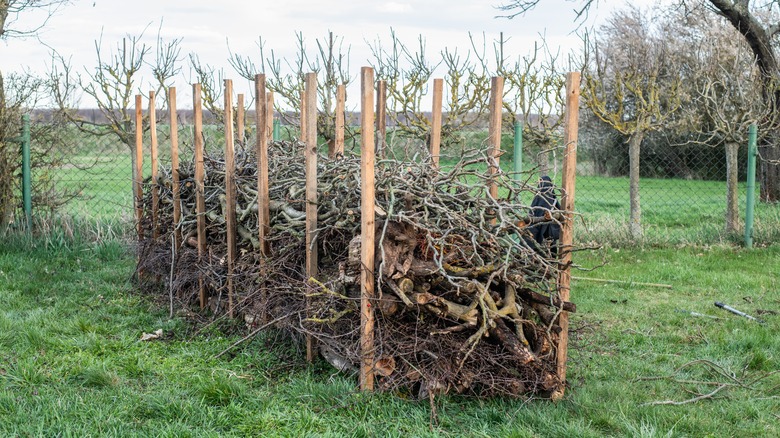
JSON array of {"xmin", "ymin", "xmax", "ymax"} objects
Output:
[
  {"xmin": 637, "ymin": 359, "xmax": 780, "ymax": 407},
  {"xmin": 572, "ymin": 276, "xmax": 672, "ymax": 289},
  {"xmin": 641, "ymin": 384, "xmax": 730, "ymax": 406},
  {"xmin": 214, "ymin": 313, "xmax": 300, "ymax": 359}
]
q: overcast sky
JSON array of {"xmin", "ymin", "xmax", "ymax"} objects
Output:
[{"xmin": 1, "ymin": 0, "xmax": 634, "ymax": 108}]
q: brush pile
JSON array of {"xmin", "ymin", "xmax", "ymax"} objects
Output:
[{"xmin": 137, "ymin": 140, "xmax": 576, "ymax": 399}]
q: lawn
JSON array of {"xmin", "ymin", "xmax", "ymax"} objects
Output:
[{"xmin": 1, "ymin": 236, "xmax": 778, "ymax": 436}]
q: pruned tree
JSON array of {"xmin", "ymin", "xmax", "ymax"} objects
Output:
[
  {"xmin": 487, "ymin": 34, "xmax": 567, "ymax": 175},
  {"xmin": 499, "ymin": 0, "xmax": 780, "ymax": 202},
  {"xmin": 189, "ymin": 53, "xmax": 225, "ymax": 123},
  {"xmin": 667, "ymin": 7, "xmax": 777, "ymax": 232},
  {"xmin": 51, "ymin": 28, "xmax": 182, "ymax": 146},
  {"xmin": 1, "ymin": 0, "xmax": 72, "ymax": 226},
  {"xmin": 229, "ymin": 31, "xmax": 352, "ymax": 148},
  {"xmin": 582, "ymin": 6, "xmax": 683, "ymax": 238},
  {"xmin": 370, "ymin": 29, "xmax": 491, "ymax": 156}
]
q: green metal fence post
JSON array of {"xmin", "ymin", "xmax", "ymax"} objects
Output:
[
  {"xmin": 273, "ymin": 119, "xmax": 280, "ymax": 141},
  {"xmin": 513, "ymin": 120, "xmax": 523, "ymax": 182},
  {"xmin": 745, "ymin": 123, "xmax": 757, "ymax": 248},
  {"xmin": 21, "ymin": 114, "xmax": 32, "ymax": 232}
]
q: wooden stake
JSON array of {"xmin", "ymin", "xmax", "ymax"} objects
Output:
[
  {"xmin": 237, "ymin": 94, "xmax": 245, "ymax": 147},
  {"xmin": 333, "ymin": 84, "xmax": 346, "ymax": 157},
  {"xmin": 554, "ymin": 71, "xmax": 580, "ymax": 401},
  {"xmin": 300, "ymin": 90, "xmax": 307, "ymax": 143},
  {"xmin": 193, "ymin": 84, "xmax": 207, "ymax": 310},
  {"xmin": 376, "ymin": 80, "xmax": 387, "ymax": 158},
  {"xmin": 149, "ymin": 91, "xmax": 159, "ymax": 238},
  {"xmin": 255, "ymin": 75, "xmax": 270, "ymax": 324},
  {"xmin": 430, "ymin": 78, "xmax": 443, "ymax": 168},
  {"xmin": 266, "ymin": 91, "xmax": 274, "ymax": 142},
  {"xmin": 488, "ymin": 77, "xmax": 504, "ymax": 226},
  {"xmin": 224, "ymin": 79, "xmax": 237, "ymax": 319},
  {"xmin": 134, "ymin": 95, "xmax": 144, "ymax": 241},
  {"xmin": 255, "ymin": 75, "xmax": 270, "ymax": 256},
  {"xmin": 169, "ymin": 87, "xmax": 182, "ymax": 251},
  {"xmin": 304, "ymin": 72, "xmax": 318, "ymax": 363},
  {"xmin": 360, "ymin": 66, "xmax": 376, "ymax": 392}
]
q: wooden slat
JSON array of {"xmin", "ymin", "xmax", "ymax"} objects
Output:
[
  {"xmin": 193, "ymin": 83, "xmax": 207, "ymax": 310},
  {"xmin": 255, "ymin": 75, "xmax": 270, "ymax": 324},
  {"xmin": 266, "ymin": 91, "xmax": 274, "ymax": 142},
  {"xmin": 134, "ymin": 95, "xmax": 144, "ymax": 241},
  {"xmin": 149, "ymin": 91, "xmax": 159, "ymax": 238},
  {"xmin": 430, "ymin": 78, "xmax": 443, "ymax": 168},
  {"xmin": 299, "ymin": 91, "xmax": 306, "ymax": 144},
  {"xmin": 554, "ymin": 71, "xmax": 581, "ymax": 401},
  {"xmin": 169, "ymin": 87, "xmax": 182, "ymax": 251},
  {"xmin": 334, "ymin": 84, "xmax": 346, "ymax": 157},
  {"xmin": 304, "ymin": 72, "xmax": 318, "ymax": 363},
  {"xmin": 488, "ymin": 77, "xmax": 504, "ymax": 203},
  {"xmin": 375, "ymin": 80, "xmax": 387, "ymax": 158},
  {"xmin": 237, "ymin": 94, "xmax": 245, "ymax": 147},
  {"xmin": 224, "ymin": 79, "xmax": 237, "ymax": 319},
  {"xmin": 255, "ymin": 75, "xmax": 270, "ymax": 256},
  {"xmin": 360, "ymin": 66, "xmax": 376, "ymax": 392}
]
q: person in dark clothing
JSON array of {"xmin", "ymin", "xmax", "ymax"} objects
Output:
[{"xmin": 528, "ymin": 175, "xmax": 561, "ymax": 256}]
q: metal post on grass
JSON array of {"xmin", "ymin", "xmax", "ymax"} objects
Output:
[
  {"xmin": 745, "ymin": 123, "xmax": 758, "ymax": 248},
  {"xmin": 21, "ymin": 114, "xmax": 32, "ymax": 231},
  {"xmin": 513, "ymin": 119, "xmax": 523, "ymax": 182},
  {"xmin": 13, "ymin": 114, "xmax": 33, "ymax": 232},
  {"xmin": 273, "ymin": 119, "xmax": 281, "ymax": 141}
]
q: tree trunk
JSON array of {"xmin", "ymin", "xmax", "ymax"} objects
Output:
[
  {"xmin": 710, "ymin": 0, "xmax": 780, "ymax": 202},
  {"xmin": 759, "ymin": 143, "xmax": 780, "ymax": 203},
  {"xmin": 538, "ymin": 140, "xmax": 550, "ymax": 176},
  {"xmin": 725, "ymin": 142, "xmax": 740, "ymax": 232},
  {"xmin": 0, "ymin": 68, "xmax": 13, "ymax": 227},
  {"xmin": 628, "ymin": 132, "xmax": 643, "ymax": 238}
]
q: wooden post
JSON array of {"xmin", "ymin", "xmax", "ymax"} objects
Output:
[
  {"xmin": 553, "ymin": 71, "xmax": 580, "ymax": 401},
  {"xmin": 304, "ymin": 72, "xmax": 318, "ymax": 363},
  {"xmin": 266, "ymin": 91, "xmax": 274, "ymax": 142},
  {"xmin": 169, "ymin": 87, "xmax": 182, "ymax": 251},
  {"xmin": 488, "ymin": 77, "xmax": 504, "ymax": 202},
  {"xmin": 149, "ymin": 91, "xmax": 159, "ymax": 238},
  {"xmin": 134, "ymin": 95, "xmax": 144, "ymax": 241},
  {"xmin": 255, "ymin": 75, "xmax": 270, "ymax": 324},
  {"xmin": 360, "ymin": 66, "xmax": 376, "ymax": 391},
  {"xmin": 376, "ymin": 80, "xmax": 387, "ymax": 158},
  {"xmin": 333, "ymin": 84, "xmax": 346, "ymax": 157},
  {"xmin": 193, "ymin": 84, "xmax": 208, "ymax": 310},
  {"xmin": 300, "ymin": 90, "xmax": 307, "ymax": 143},
  {"xmin": 237, "ymin": 94, "xmax": 245, "ymax": 147},
  {"xmin": 430, "ymin": 78, "xmax": 443, "ymax": 168},
  {"xmin": 255, "ymin": 75, "xmax": 270, "ymax": 256},
  {"xmin": 224, "ymin": 79, "xmax": 237, "ymax": 319}
]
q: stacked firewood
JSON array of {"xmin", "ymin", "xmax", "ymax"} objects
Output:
[{"xmin": 137, "ymin": 140, "xmax": 576, "ymax": 398}]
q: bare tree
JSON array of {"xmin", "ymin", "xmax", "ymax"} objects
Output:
[
  {"xmin": 668, "ymin": 8, "xmax": 776, "ymax": 232},
  {"xmin": 370, "ymin": 29, "xmax": 492, "ymax": 157},
  {"xmin": 229, "ymin": 31, "xmax": 353, "ymax": 147},
  {"xmin": 490, "ymin": 35, "xmax": 567, "ymax": 175},
  {"xmin": 51, "ymin": 29, "xmax": 182, "ymax": 149},
  {"xmin": 0, "ymin": 0, "xmax": 71, "ymax": 226},
  {"xmin": 499, "ymin": 0, "xmax": 780, "ymax": 202},
  {"xmin": 582, "ymin": 7, "xmax": 683, "ymax": 238}
]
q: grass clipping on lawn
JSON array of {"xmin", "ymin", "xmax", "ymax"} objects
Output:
[{"xmin": 137, "ymin": 140, "xmax": 577, "ymax": 399}]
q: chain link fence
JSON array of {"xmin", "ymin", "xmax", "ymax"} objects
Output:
[{"xmin": 22, "ymin": 116, "xmax": 780, "ymax": 245}]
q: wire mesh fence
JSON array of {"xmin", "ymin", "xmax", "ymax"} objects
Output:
[
  {"xmin": 23, "ymin": 117, "xmax": 780, "ymax": 245},
  {"xmin": 576, "ymin": 137, "xmax": 749, "ymax": 243}
]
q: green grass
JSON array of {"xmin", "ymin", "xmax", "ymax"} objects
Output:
[{"xmin": 1, "ymin": 237, "xmax": 778, "ymax": 436}]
